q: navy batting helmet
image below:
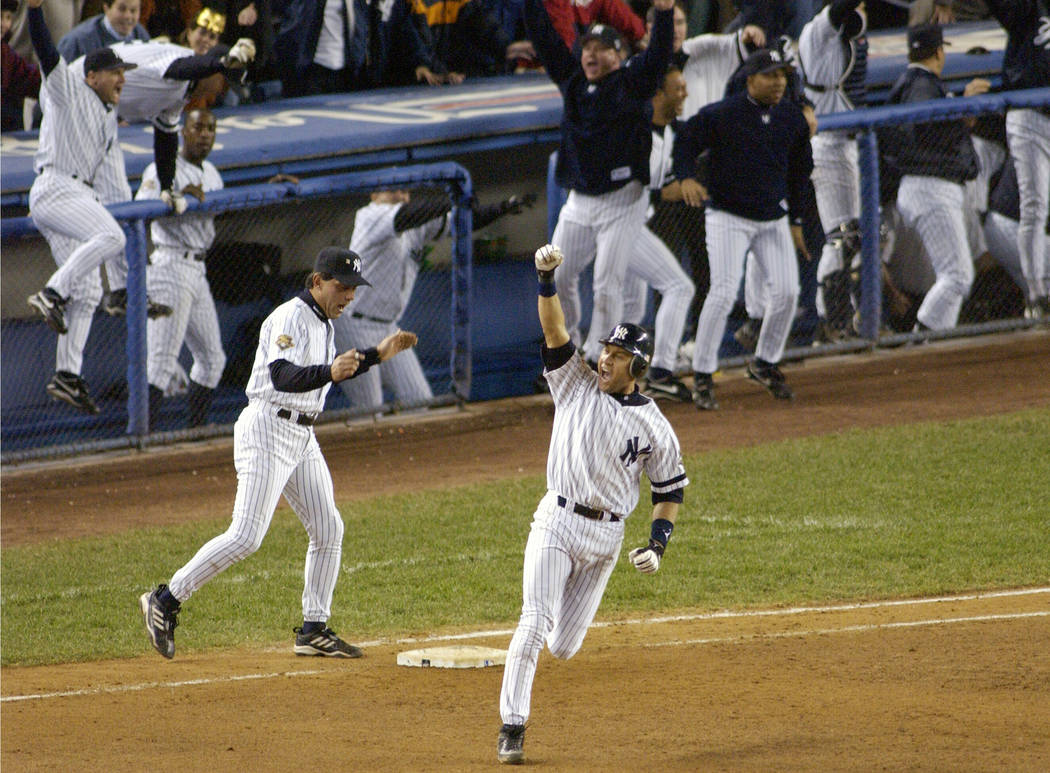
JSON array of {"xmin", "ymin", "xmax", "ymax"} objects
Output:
[{"xmin": 600, "ymin": 323, "xmax": 653, "ymax": 379}]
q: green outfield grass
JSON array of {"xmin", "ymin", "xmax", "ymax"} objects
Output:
[{"xmin": 3, "ymin": 408, "xmax": 1048, "ymax": 667}]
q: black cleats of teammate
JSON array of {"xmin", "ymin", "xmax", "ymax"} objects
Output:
[
  {"xmin": 747, "ymin": 360, "xmax": 793, "ymax": 400},
  {"xmin": 102, "ymin": 288, "xmax": 174, "ymax": 319},
  {"xmin": 733, "ymin": 318, "xmax": 761, "ymax": 352},
  {"xmin": 140, "ymin": 584, "xmax": 179, "ymax": 659},
  {"xmin": 692, "ymin": 373, "xmax": 719, "ymax": 411},
  {"xmin": 47, "ymin": 371, "xmax": 100, "ymax": 414},
  {"xmin": 28, "ymin": 287, "xmax": 68, "ymax": 334},
  {"xmin": 644, "ymin": 374, "xmax": 692, "ymax": 402},
  {"xmin": 497, "ymin": 723, "xmax": 525, "ymax": 764},
  {"xmin": 293, "ymin": 626, "xmax": 363, "ymax": 658}
]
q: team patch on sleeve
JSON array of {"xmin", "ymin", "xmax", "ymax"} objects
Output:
[
  {"xmin": 140, "ymin": 178, "xmax": 157, "ymax": 191},
  {"xmin": 275, "ymin": 334, "xmax": 294, "ymax": 350}
]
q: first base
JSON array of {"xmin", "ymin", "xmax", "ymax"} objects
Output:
[{"xmin": 397, "ymin": 645, "xmax": 507, "ymax": 669}]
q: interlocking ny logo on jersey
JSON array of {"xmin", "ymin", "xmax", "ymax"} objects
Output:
[{"xmin": 620, "ymin": 435, "xmax": 652, "ymax": 467}]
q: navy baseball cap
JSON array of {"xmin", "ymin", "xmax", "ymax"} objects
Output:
[
  {"xmin": 743, "ymin": 48, "xmax": 792, "ymax": 77},
  {"xmin": 84, "ymin": 47, "xmax": 138, "ymax": 74},
  {"xmin": 314, "ymin": 247, "xmax": 371, "ymax": 288},
  {"xmin": 579, "ymin": 24, "xmax": 624, "ymax": 53},
  {"xmin": 908, "ymin": 23, "xmax": 949, "ymax": 53}
]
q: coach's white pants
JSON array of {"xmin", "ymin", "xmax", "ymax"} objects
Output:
[
  {"xmin": 168, "ymin": 401, "xmax": 345, "ymax": 622},
  {"xmin": 333, "ymin": 314, "xmax": 433, "ymax": 411},
  {"xmin": 146, "ymin": 248, "xmax": 226, "ymax": 391},
  {"xmin": 552, "ymin": 182, "xmax": 648, "ymax": 362},
  {"xmin": 692, "ymin": 210, "xmax": 798, "ymax": 374},
  {"xmin": 500, "ymin": 491, "xmax": 624, "ymax": 725},
  {"xmin": 897, "ymin": 176, "xmax": 974, "ymax": 330},
  {"xmin": 621, "ymin": 227, "xmax": 694, "ymax": 372},
  {"xmin": 29, "ymin": 170, "xmax": 126, "ymax": 299},
  {"xmin": 1006, "ymin": 109, "xmax": 1050, "ymax": 301},
  {"xmin": 983, "ymin": 211, "xmax": 1033, "ymax": 296}
]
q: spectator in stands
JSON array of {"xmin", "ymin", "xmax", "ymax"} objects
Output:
[
  {"xmin": 407, "ymin": 0, "xmax": 536, "ymax": 82},
  {"xmin": 2, "ymin": 0, "xmax": 41, "ymax": 131},
  {"xmin": 333, "ymin": 187, "xmax": 535, "ymax": 414},
  {"xmin": 274, "ymin": 0, "xmax": 440, "ymax": 96},
  {"xmin": 5, "ymin": 0, "xmax": 83, "ymax": 64},
  {"xmin": 142, "ymin": 0, "xmax": 202, "ymax": 39},
  {"xmin": 885, "ymin": 23, "xmax": 990, "ymax": 332},
  {"xmin": 542, "ymin": 0, "xmax": 645, "ymax": 51},
  {"xmin": 908, "ymin": 0, "xmax": 991, "ymax": 25},
  {"xmin": 57, "ymin": 0, "xmax": 150, "ymax": 61}
]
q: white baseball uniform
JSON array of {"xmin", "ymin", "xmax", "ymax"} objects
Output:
[
  {"xmin": 167, "ymin": 291, "xmax": 355, "ymax": 623},
  {"xmin": 135, "ymin": 155, "xmax": 227, "ymax": 394},
  {"xmin": 1006, "ymin": 108, "xmax": 1050, "ymax": 303},
  {"xmin": 332, "ymin": 200, "xmax": 441, "ymax": 412},
  {"xmin": 499, "ymin": 343, "xmax": 688, "ymax": 726},
  {"xmin": 621, "ymin": 121, "xmax": 695, "ymax": 373},
  {"xmin": 679, "ymin": 29, "xmax": 749, "ymax": 120}
]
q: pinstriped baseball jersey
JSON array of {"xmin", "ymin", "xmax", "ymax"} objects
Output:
[
  {"xmin": 33, "ymin": 56, "xmax": 119, "ymax": 182},
  {"xmin": 347, "ymin": 201, "xmax": 447, "ymax": 322},
  {"xmin": 679, "ymin": 30, "xmax": 747, "ymax": 119},
  {"xmin": 544, "ymin": 349, "xmax": 688, "ymax": 516},
  {"xmin": 137, "ymin": 156, "xmax": 223, "ymax": 250},
  {"xmin": 798, "ymin": 6, "xmax": 862, "ymax": 115},
  {"xmin": 649, "ymin": 122, "xmax": 676, "ymax": 193},
  {"xmin": 246, "ymin": 297, "xmax": 335, "ymax": 414},
  {"xmin": 98, "ymin": 41, "xmax": 196, "ymax": 130}
]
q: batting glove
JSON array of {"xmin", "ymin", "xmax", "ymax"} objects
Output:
[
  {"xmin": 535, "ymin": 243, "xmax": 563, "ymax": 272},
  {"xmin": 628, "ymin": 541, "xmax": 664, "ymax": 574},
  {"xmin": 505, "ymin": 192, "xmax": 537, "ymax": 215},
  {"xmin": 160, "ymin": 189, "xmax": 188, "ymax": 215},
  {"xmin": 225, "ymin": 37, "xmax": 256, "ymax": 66}
]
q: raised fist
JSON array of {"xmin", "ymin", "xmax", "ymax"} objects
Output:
[
  {"xmin": 227, "ymin": 38, "xmax": 256, "ymax": 66},
  {"xmin": 535, "ymin": 244, "xmax": 563, "ymax": 272}
]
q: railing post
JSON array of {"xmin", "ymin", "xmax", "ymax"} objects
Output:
[
  {"xmin": 448, "ymin": 170, "xmax": 474, "ymax": 401},
  {"xmin": 124, "ymin": 218, "xmax": 149, "ymax": 440},
  {"xmin": 857, "ymin": 129, "xmax": 882, "ymax": 341}
]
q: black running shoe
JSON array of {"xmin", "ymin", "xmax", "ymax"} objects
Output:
[{"xmin": 293, "ymin": 626, "xmax": 363, "ymax": 658}]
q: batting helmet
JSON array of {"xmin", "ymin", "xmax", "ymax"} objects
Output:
[{"xmin": 599, "ymin": 323, "xmax": 653, "ymax": 379}]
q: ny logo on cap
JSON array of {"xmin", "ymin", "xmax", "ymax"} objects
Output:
[
  {"xmin": 353, "ymin": 258, "xmax": 362, "ymax": 273},
  {"xmin": 611, "ymin": 325, "xmax": 629, "ymax": 341},
  {"xmin": 770, "ymin": 49, "xmax": 782, "ymax": 62}
]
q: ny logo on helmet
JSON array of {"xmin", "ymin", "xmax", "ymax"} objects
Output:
[{"xmin": 611, "ymin": 325, "xmax": 629, "ymax": 342}]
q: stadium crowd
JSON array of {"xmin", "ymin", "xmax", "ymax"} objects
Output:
[{"xmin": 2, "ymin": 0, "xmax": 1047, "ymax": 418}]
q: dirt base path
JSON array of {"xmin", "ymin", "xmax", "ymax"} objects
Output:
[{"xmin": 3, "ymin": 331, "xmax": 1050, "ymax": 771}]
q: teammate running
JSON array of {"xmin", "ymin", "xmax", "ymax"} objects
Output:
[
  {"xmin": 139, "ymin": 247, "xmax": 418, "ymax": 660},
  {"xmin": 496, "ymin": 243, "xmax": 688, "ymax": 764}
]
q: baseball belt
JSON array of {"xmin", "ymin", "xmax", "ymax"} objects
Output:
[
  {"xmin": 276, "ymin": 407, "xmax": 316, "ymax": 426},
  {"xmin": 556, "ymin": 495, "xmax": 621, "ymax": 522}
]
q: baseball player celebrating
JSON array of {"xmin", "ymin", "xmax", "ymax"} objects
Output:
[
  {"xmin": 140, "ymin": 248, "xmax": 418, "ymax": 659},
  {"xmin": 621, "ymin": 64, "xmax": 695, "ymax": 401},
  {"xmin": 134, "ymin": 107, "xmax": 227, "ymax": 429},
  {"xmin": 497, "ymin": 244, "xmax": 688, "ymax": 764},
  {"xmin": 334, "ymin": 187, "xmax": 535, "ymax": 414},
  {"xmin": 798, "ymin": 0, "xmax": 870, "ymax": 341},
  {"xmin": 524, "ymin": 0, "xmax": 676, "ymax": 365},
  {"xmin": 984, "ymin": 0, "xmax": 1050, "ymax": 318},
  {"xmin": 23, "ymin": 0, "xmax": 138, "ymax": 413},
  {"xmin": 673, "ymin": 48, "xmax": 814, "ymax": 409},
  {"xmin": 886, "ymin": 24, "xmax": 989, "ymax": 332}
]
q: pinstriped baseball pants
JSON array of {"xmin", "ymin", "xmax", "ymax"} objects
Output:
[
  {"xmin": 896, "ymin": 176, "xmax": 973, "ymax": 330},
  {"xmin": 621, "ymin": 226, "xmax": 695, "ymax": 372},
  {"xmin": 333, "ymin": 314, "xmax": 433, "ymax": 412},
  {"xmin": 168, "ymin": 401, "xmax": 344, "ymax": 622},
  {"xmin": 692, "ymin": 210, "xmax": 798, "ymax": 374},
  {"xmin": 500, "ymin": 491, "xmax": 624, "ymax": 725},
  {"xmin": 1006, "ymin": 109, "xmax": 1050, "ymax": 302}
]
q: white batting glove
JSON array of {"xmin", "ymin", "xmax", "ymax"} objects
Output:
[
  {"xmin": 227, "ymin": 37, "xmax": 257, "ymax": 66},
  {"xmin": 160, "ymin": 189, "xmax": 188, "ymax": 215},
  {"xmin": 628, "ymin": 545, "xmax": 661, "ymax": 574},
  {"xmin": 535, "ymin": 244, "xmax": 563, "ymax": 272}
]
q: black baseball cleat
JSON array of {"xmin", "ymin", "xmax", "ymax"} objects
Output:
[
  {"xmin": 746, "ymin": 360, "xmax": 793, "ymax": 400},
  {"xmin": 140, "ymin": 584, "xmax": 179, "ymax": 659},
  {"xmin": 644, "ymin": 374, "xmax": 692, "ymax": 402},
  {"xmin": 293, "ymin": 626, "xmax": 363, "ymax": 658},
  {"xmin": 46, "ymin": 371, "xmax": 100, "ymax": 414},
  {"xmin": 102, "ymin": 289, "xmax": 174, "ymax": 319},
  {"xmin": 27, "ymin": 287, "xmax": 68, "ymax": 334},
  {"xmin": 497, "ymin": 723, "xmax": 525, "ymax": 764},
  {"xmin": 692, "ymin": 374, "xmax": 719, "ymax": 411}
]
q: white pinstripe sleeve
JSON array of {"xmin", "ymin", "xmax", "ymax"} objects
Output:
[{"xmin": 644, "ymin": 409, "xmax": 688, "ymax": 495}]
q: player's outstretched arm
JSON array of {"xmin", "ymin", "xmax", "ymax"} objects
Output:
[
  {"xmin": 376, "ymin": 329, "xmax": 419, "ymax": 361},
  {"xmin": 628, "ymin": 501, "xmax": 678, "ymax": 574},
  {"xmin": 535, "ymin": 244, "xmax": 570, "ymax": 348}
]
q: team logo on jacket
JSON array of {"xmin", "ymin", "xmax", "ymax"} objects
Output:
[
  {"xmin": 620, "ymin": 435, "xmax": 652, "ymax": 467},
  {"xmin": 276, "ymin": 334, "xmax": 293, "ymax": 350}
]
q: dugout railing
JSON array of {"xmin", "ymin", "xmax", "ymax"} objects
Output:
[{"xmin": 1, "ymin": 162, "xmax": 477, "ymax": 462}]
